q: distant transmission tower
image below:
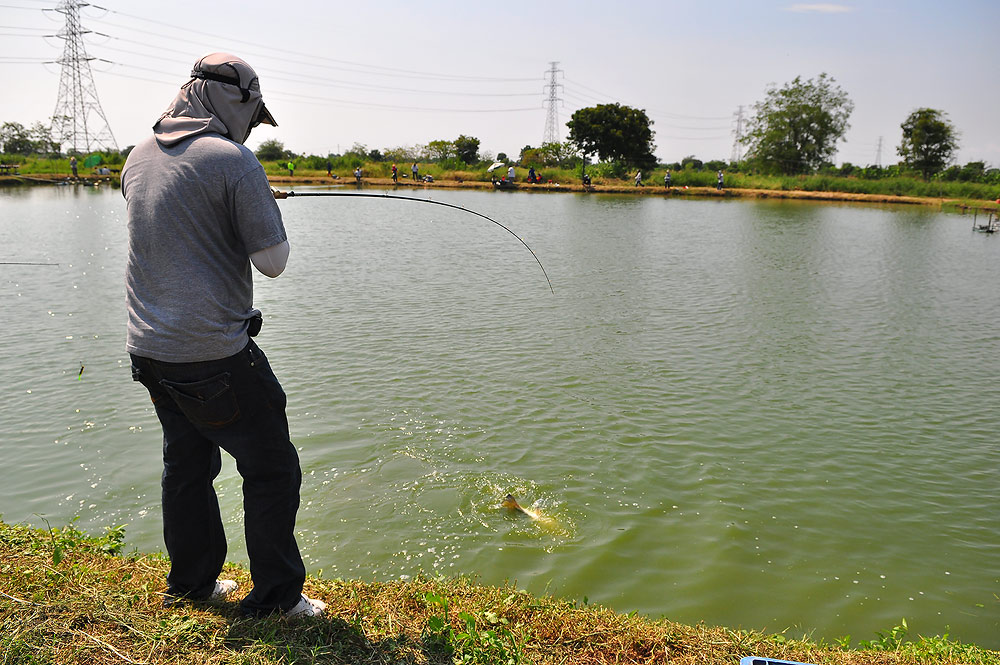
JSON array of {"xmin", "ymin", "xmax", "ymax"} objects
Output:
[
  {"xmin": 875, "ymin": 136, "xmax": 883, "ymax": 167},
  {"xmin": 50, "ymin": 0, "xmax": 118, "ymax": 153},
  {"xmin": 730, "ymin": 105, "xmax": 745, "ymax": 164},
  {"xmin": 542, "ymin": 61, "xmax": 563, "ymax": 145}
]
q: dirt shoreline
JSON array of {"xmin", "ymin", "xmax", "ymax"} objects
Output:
[
  {"xmin": 6, "ymin": 173, "xmax": 998, "ymax": 211},
  {"xmin": 267, "ymin": 175, "xmax": 998, "ymax": 210}
]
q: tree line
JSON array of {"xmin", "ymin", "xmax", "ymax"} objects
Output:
[
  {"xmin": 252, "ymin": 135, "xmax": 588, "ymax": 174},
  {"xmin": 738, "ymin": 73, "xmax": 978, "ymax": 182},
  {"xmin": 1, "ymin": 72, "xmax": 993, "ymax": 185},
  {"xmin": 560, "ymin": 74, "xmax": 986, "ymax": 183},
  {"xmin": 0, "ymin": 121, "xmax": 63, "ymax": 156}
]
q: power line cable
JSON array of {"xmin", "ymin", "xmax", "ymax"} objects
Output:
[
  {"xmin": 80, "ymin": 56, "xmax": 543, "ymax": 114},
  {"xmin": 561, "ymin": 91, "xmax": 602, "ymax": 106},
  {"xmin": 98, "ymin": 8, "xmax": 541, "ymax": 83},
  {"xmin": 88, "ymin": 39, "xmax": 542, "ymax": 98},
  {"xmin": 648, "ymin": 119, "xmax": 732, "ymax": 131},
  {"xmin": 86, "ymin": 62, "xmax": 544, "ymax": 114},
  {"xmin": 94, "ymin": 67, "xmax": 175, "ymax": 86},
  {"xmin": 659, "ymin": 134, "xmax": 732, "ymax": 141},
  {"xmin": 36, "ymin": 9, "xmax": 542, "ymax": 96},
  {"xmin": 64, "ymin": 16, "xmax": 545, "ymax": 109},
  {"xmin": 564, "ymin": 76, "xmax": 732, "ymax": 120},
  {"xmin": 263, "ymin": 88, "xmax": 542, "ymax": 114},
  {"xmin": 562, "ymin": 76, "xmax": 617, "ymax": 100}
]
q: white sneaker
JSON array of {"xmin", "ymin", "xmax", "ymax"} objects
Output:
[
  {"xmin": 285, "ymin": 594, "xmax": 326, "ymax": 619},
  {"xmin": 209, "ymin": 579, "xmax": 239, "ymax": 601}
]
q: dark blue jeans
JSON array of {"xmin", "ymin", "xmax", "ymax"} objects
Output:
[{"xmin": 130, "ymin": 339, "xmax": 305, "ymax": 615}]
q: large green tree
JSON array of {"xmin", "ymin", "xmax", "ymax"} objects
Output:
[
  {"xmin": 566, "ymin": 103, "xmax": 657, "ymax": 170},
  {"xmin": 255, "ymin": 138, "xmax": 287, "ymax": 161},
  {"xmin": 897, "ymin": 108, "xmax": 958, "ymax": 180},
  {"xmin": 453, "ymin": 135, "xmax": 480, "ymax": 164},
  {"xmin": 425, "ymin": 139, "xmax": 454, "ymax": 161},
  {"xmin": 742, "ymin": 73, "xmax": 853, "ymax": 174},
  {"xmin": 520, "ymin": 141, "xmax": 580, "ymax": 167},
  {"xmin": 0, "ymin": 122, "xmax": 34, "ymax": 154},
  {"xmin": 425, "ymin": 135, "xmax": 481, "ymax": 164},
  {"xmin": 0, "ymin": 121, "xmax": 59, "ymax": 155}
]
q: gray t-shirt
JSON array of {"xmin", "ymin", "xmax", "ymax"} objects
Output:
[{"xmin": 122, "ymin": 133, "xmax": 286, "ymax": 362}]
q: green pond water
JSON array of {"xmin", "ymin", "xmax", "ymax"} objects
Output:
[{"xmin": 1, "ymin": 184, "xmax": 997, "ymax": 647}]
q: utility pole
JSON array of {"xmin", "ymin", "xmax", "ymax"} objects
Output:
[
  {"xmin": 730, "ymin": 105, "xmax": 745, "ymax": 165},
  {"xmin": 542, "ymin": 61, "xmax": 563, "ymax": 145},
  {"xmin": 50, "ymin": 0, "xmax": 118, "ymax": 153}
]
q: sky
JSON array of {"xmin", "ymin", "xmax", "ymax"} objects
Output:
[{"xmin": 1, "ymin": 0, "xmax": 998, "ymax": 167}]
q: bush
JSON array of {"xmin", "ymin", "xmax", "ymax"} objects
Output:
[
  {"xmin": 585, "ymin": 161, "xmax": 628, "ymax": 180},
  {"xmin": 681, "ymin": 155, "xmax": 704, "ymax": 171}
]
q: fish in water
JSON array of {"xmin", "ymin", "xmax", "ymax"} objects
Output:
[
  {"xmin": 501, "ymin": 494, "xmax": 571, "ymax": 536},
  {"xmin": 502, "ymin": 494, "xmax": 543, "ymax": 521}
]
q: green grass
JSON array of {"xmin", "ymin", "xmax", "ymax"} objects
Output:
[
  {"xmin": 258, "ymin": 158, "xmax": 1000, "ymax": 202},
  {"xmin": 1, "ymin": 519, "xmax": 997, "ymax": 664},
  {"xmin": 5, "ymin": 154, "xmax": 1000, "ymax": 203},
  {"xmin": 260, "ymin": 160, "xmax": 580, "ymax": 187},
  {"xmin": 0, "ymin": 154, "xmax": 125, "ymax": 175},
  {"xmin": 724, "ymin": 173, "xmax": 1000, "ymax": 200}
]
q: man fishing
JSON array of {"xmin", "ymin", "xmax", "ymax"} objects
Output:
[{"xmin": 122, "ymin": 52, "xmax": 324, "ymax": 619}]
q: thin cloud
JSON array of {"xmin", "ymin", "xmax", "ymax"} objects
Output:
[{"xmin": 786, "ymin": 4, "xmax": 854, "ymax": 13}]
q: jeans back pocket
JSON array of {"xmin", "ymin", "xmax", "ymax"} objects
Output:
[{"xmin": 160, "ymin": 372, "xmax": 240, "ymax": 429}]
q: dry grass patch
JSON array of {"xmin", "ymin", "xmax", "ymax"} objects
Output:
[{"xmin": 2, "ymin": 521, "xmax": 996, "ymax": 664}]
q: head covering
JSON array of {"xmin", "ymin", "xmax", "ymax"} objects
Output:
[{"xmin": 153, "ymin": 52, "xmax": 276, "ymax": 147}]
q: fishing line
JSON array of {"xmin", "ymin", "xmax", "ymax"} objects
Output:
[
  {"xmin": 285, "ymin": 190, "xmax": 554, "ymax": 294},
  {"xmin": 0, "ymin": 262, "xmax": 60, "ymax": 265}
]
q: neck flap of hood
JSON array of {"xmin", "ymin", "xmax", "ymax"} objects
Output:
[{"xmin": 153, "ymin": 52, "xmax": 277, "ymax": 147}]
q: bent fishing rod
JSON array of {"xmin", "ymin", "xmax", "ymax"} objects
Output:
[
  {"xmin": 0, "ymin": 262, "xmax": 59, "ymax": 266},
  {"xmin": 282, "ymin": 190, "xmax": 554, "ymax": 295}
]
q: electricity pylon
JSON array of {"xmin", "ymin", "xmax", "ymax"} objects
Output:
[
  {"xmin": 542, "ymin": 61, "xmax": 563, "ymax": 145},
  {"xmin": 730, "ymin": 105, "xmax": 745, "ymax": 165},
  {"xmin": 50, "ymin": 0, "xmax": 118, "ymax": 153}
]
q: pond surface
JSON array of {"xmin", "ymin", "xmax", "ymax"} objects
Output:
[{"xmin": 2, "ymin": 184, "xmax": 998, "ymax": 647}]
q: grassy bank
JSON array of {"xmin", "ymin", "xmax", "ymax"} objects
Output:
[
  {"xmin": 5, "ymin": 156, "xmax": 1000, "ymax": 211},
  {"xmin": 5, "ymin": 154, "xmax": 998, "ymax": 204},
  {"xmin": 4, "ymin": 171, "xmax": 999, "ymax": 216},
  {"xmin": 1, "ymin": 520, "xmax": 997, "ymax": 664},
  {"xmin": 259, "ymin": 161, "xmax": 1000, "ymax": 204}
]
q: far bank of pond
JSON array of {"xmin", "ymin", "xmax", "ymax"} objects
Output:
[{"xmin": 5, "ymin": 172, "xmax": 999, "ymax": 212}]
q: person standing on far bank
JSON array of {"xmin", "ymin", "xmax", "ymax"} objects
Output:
[
  {"xmin": 411, "ymin": 162, "xmax": 419, "ymax": 182},
  {"xmin": 122, "ymin": 52, "xmax": 324, "ymax": 619}
]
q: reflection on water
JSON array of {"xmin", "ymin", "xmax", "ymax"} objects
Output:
[{"xmin": 1, "ymin": 186, "xmax": 998, "ymax": 648}]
